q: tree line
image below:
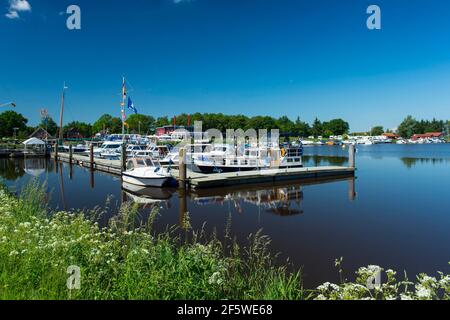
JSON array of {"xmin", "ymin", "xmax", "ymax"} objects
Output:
[
  {"xmin": 0, "ymin": 110, "xmax": 350, "ymax": 139},
  {"xmin": 367, "ymin": 116, "xmax": 449, "ymax": 138},
  {"xmin": 1, "ymin": 110, "xmax": 448, "ymax": 140}
]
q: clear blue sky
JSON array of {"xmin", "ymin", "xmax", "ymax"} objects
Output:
[{"xmin": 1, "ymin": 0, "xmax": 450, "ymax": 131}]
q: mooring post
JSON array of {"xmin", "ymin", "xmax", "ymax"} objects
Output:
[
  {"xmin": 179, "ymin": 187, "xmax": 188, "ymax": 229},
  {"xmin": 69, "ymin": 144, "xmax": 73, "ymax": 164},
  {"xmin": 348, "ymin": 177, "xmax": 356, "ymax": 201},
  {"xmin": 54, "ymin": 141, "xmax": 58, "ymax": 160},
  {"xmin": 348, "ymin": 144, "xmax": 356, "ymax": 168},
  {"xmin": 121, "ymin": 144, "xmax": 127, "ymax": 173},
  {"xmin": 179, "ymin": 147, "xmax": 187, "ymax": 189},
  {"xmin": 89, "ymin": 144, "xmax": 94, "ymax": 171},
  {"xmin": 90, "ymin": 170, "xmax": 95, "ymax": 189}
]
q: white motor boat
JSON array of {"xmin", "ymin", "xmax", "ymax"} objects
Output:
[
  {"xmin": 84, "ymin": 141, "xmax": 123, "ymax": 158},
  {"xmin": 160, "ymin": 143, "xmax": 213, "ymax": 166},
  {"xmin": 122, "ymin": 157, "xmax": 176, "ymax": 187}
]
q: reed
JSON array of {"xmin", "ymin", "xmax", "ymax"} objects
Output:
[
  {"xmin": 0, "ymin": 181, "xmax": 305, "ymax": 300},
  {"xmin": 0, "ymin": 181, "xmax": 448, "ymax": 300}
]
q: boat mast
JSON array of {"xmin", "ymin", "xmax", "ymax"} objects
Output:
[
  {"xmin": 58, "ymin": 82, "xmax": 67, "ymax": 142},
  {"xmin": 121, "ymin": 76, "xmax": 126, "ymax": 141}
]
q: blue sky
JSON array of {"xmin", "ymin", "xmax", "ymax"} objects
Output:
[{"xmin": 1, "ymin": 0, "xmax": 450, "ymax": 131}]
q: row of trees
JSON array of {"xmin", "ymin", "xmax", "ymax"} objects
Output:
[
  {"xmin": 0, "ymin": 110, "xmax": 350, "ymax": 139},
  {"xmin": 368, "ymin": 117, "xmax": 449, "ymax": 139},
  {"xmin": 2, "ymin": 110, "xmax": 447, "ymax": 140},
  {"xmin": 397, "ymin": 116, "xmax": 449, "ymax": 138}
]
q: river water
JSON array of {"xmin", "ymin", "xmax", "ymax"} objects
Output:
[{"xmin": 1, "ymin": 144, "xmax": 449, "ymax": 288}]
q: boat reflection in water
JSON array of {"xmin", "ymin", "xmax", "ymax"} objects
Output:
[
  {"xmin": 191, "ymin": 185, "xmax": 304, "ymax": 216},
  {"xmin": 121, "ymin": 181, "xmax": 176, "ymax": 209}
]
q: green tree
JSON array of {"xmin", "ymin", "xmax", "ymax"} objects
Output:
[
  {"xmin": 370, "ymin": 126, "xmax": 384, "ymax": 136},
  {"xmin": 125, "ymin": 114, "xmax": 155, "ymax": 134},
  {"xmin": 63, "ymin": 121, "xmax": 92, "ymax": 138},
  {"xmin": 311, "ymin": 118, "xmax": 323, "ymax": 137},
  {"xmin": 39, "ymin": 116, "xmax": 58, "ymax": 136},
  {"xmin": 276, "ymin": 116, "xmax": 296, "ymax": 134},
  {"xmin": 154, "ymin": 116, "xmax": 170, "ymax": 128},
  {"xmin": 397, "ymin": 115, "xmax": 419, "ymax": 138},
  {"xmin": 92, "ymin": 114, "xmax": 122, "ymax": 134},
  {"xmin": 0, "ymin": 111, "xmax": 28, "ymax": 138},
  {"xmin": 323, "ymin": 119, "xmax": 350, "ymax": 136},
  {"xmin": 294, "ymin": 117, "xmax": 311, "ymax": 137}
]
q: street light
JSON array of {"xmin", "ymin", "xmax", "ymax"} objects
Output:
[
  {"xmin": 0, "ymin": 102, "xmax": 16, "ymax": 108},
  {"xmin": 13, "ymin": 127, "xmax": 19, "ymax": 143}
]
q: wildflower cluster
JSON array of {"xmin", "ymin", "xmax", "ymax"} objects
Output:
[{"xmin": 315, "ymin": 258, "xmax": 450, "ymax": 300}]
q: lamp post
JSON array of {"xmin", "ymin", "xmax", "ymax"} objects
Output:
[
  {"xmin": 0, "ymin": 102, "xmax": 16, "ymax": 108},
  {"xmin": 13, "ymin": 127, "xmax": 19, "ymax": 143}
]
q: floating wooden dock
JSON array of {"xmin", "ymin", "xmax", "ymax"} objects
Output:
[
  {"xmin": 172, "ymin": 166, "xmax": 355, "ymax": 189},
  {"xmin": 56, "ymin": 152, "xmax": 122, "ymax": 175},
  {"xmin": 54, "ymin": 152, "xmax": 355, "ymax": 189}
]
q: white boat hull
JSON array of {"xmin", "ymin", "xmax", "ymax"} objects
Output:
[{"xmin": 122, "ymin": 173, "xmax": 169, "ymax": 187}]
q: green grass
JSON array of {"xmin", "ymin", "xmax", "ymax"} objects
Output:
[
  {"xmin": 0, "ymin": 180, "xmax": 448, "ymax": 300},
  {"xmin": 0, "ymin": 180, "xmax": 306, "ymax": 300}
]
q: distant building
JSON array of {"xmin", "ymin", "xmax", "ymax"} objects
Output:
[
  {"xmin": 155, "ymin": 125, "xmax": 193, "ymax": 136},
  {"xmin": 410, "ymin": 132, "xmax": 444, "ymax": 141},
  {"xmin": 382, "ymin": 133, "xmax": 400, "ymax": 139},
  {"xmin": 29, "ymin": 127, "xmax": 55, "ymax": 141},
  {"xmin": 65, "ymin": 128, "xmax": 84, "ymax": 139}
]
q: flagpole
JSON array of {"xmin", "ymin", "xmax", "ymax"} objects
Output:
[
  {"xmin": 121, "ymin": 76, "xmax": 126, "ymax": 141},
  {"xmin": 58, "ymin": 82, "xmax": 67, "ymax": 143}
]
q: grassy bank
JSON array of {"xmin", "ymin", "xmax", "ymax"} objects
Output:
[
  {"xmin": 0, "ymin": 181, "xmax": 305, "ymax": 300},
  {"xmin": 0, "ymin": 181, "xmax": 448, "ymax": 300}
]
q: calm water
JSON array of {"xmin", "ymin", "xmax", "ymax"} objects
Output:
[{"xmin": 1, "ymin": 144, "xmax": 450, "ymax": 288}]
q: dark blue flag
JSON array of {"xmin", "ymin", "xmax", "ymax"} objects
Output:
[{"xmin": 127, "ymin": 97, "xmax": 138, "ymax": 114}]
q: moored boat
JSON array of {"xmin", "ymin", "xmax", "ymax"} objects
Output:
[{"xmin": 122, "ymin": 157, "xmax": 176, "ymax": 187}]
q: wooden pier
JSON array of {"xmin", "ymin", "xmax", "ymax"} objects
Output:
[
  {"xmin": 56, "ymin": 152, "xmax": 122, "ymax": 175},
  {"xmin": 172, "ymin": 166, "xmax": 355, "ymax": 189},
  {"xmin": 54, "ymin": 152, "xmax": 355, "ymax": 189}
]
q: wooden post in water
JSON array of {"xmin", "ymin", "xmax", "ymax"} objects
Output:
[
  {"xmin": 54, "ymin": 142, "xmax": 58, "ymax": 160},
  {"xmin": 89, "ymin": 144, "xmax": 94, "ymax": 171},
  {"xmin": 69, "ymin": 144, "xmax": 73, "ymax": 164},
  {"xmin": 348, "ymin": 144, "xmax": 356, "ymax": 168},
  {"xmin": 179, "ymin": 187, "xmax": 188, "ymax": 229},
  {"xmin": 121, "ymin": 144, "xmax": 127, "ymax": 173},
  {"xmin": 90, "ymin": 170, "xmax": 95, "ymax": 189},
  {"xmin": 179, "ymin": 147, "xmax": 187, "ymax": 189},
  {"xmin": 348, "ymin": 177, "xmax": 356, "ymax": 201}
]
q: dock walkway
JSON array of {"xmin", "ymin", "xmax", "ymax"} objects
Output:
[{"xmin": 172, "ymin": 166, "xmax": 354, "ymax": 189}]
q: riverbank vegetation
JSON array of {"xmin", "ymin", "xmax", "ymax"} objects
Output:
[
  {"xmin": 0, "ymin": 181, "xmax": 449, "ymax": 300},
  {"xmin": 0, "ymin": 181, "xmax": 305, "ymax": 299}
]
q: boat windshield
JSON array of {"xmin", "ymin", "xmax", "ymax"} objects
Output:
[
  {"xmin": 103, "ymin": 144, "xmax": 121, "ymax": 149},
  {"xmin": 127, "ymin": 157, "xmax": 157, "ymax": 170}
]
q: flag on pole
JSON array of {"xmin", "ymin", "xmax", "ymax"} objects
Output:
[
  {"xmin": 127, "ymin": 97, "xmax": 138, "ymax": 114},
  {"xmin": 121, "ymin": 78, "xmax": 127, "ymax": 106}
]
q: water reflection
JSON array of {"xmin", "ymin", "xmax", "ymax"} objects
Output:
[
  {"xmin": 190, "ymin": 184, "xmax": 304, "ymax": 216},
  {"xmin": 400, "ymin": 157, "xmax": 450, "ymax": 168},
  {"xmin": 302, "ymin": 155, "xmax": 348, "ymax": 167},
  {"xmin": 0, "ymin": 158, "xmax": 56, "ymax": 180}
]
